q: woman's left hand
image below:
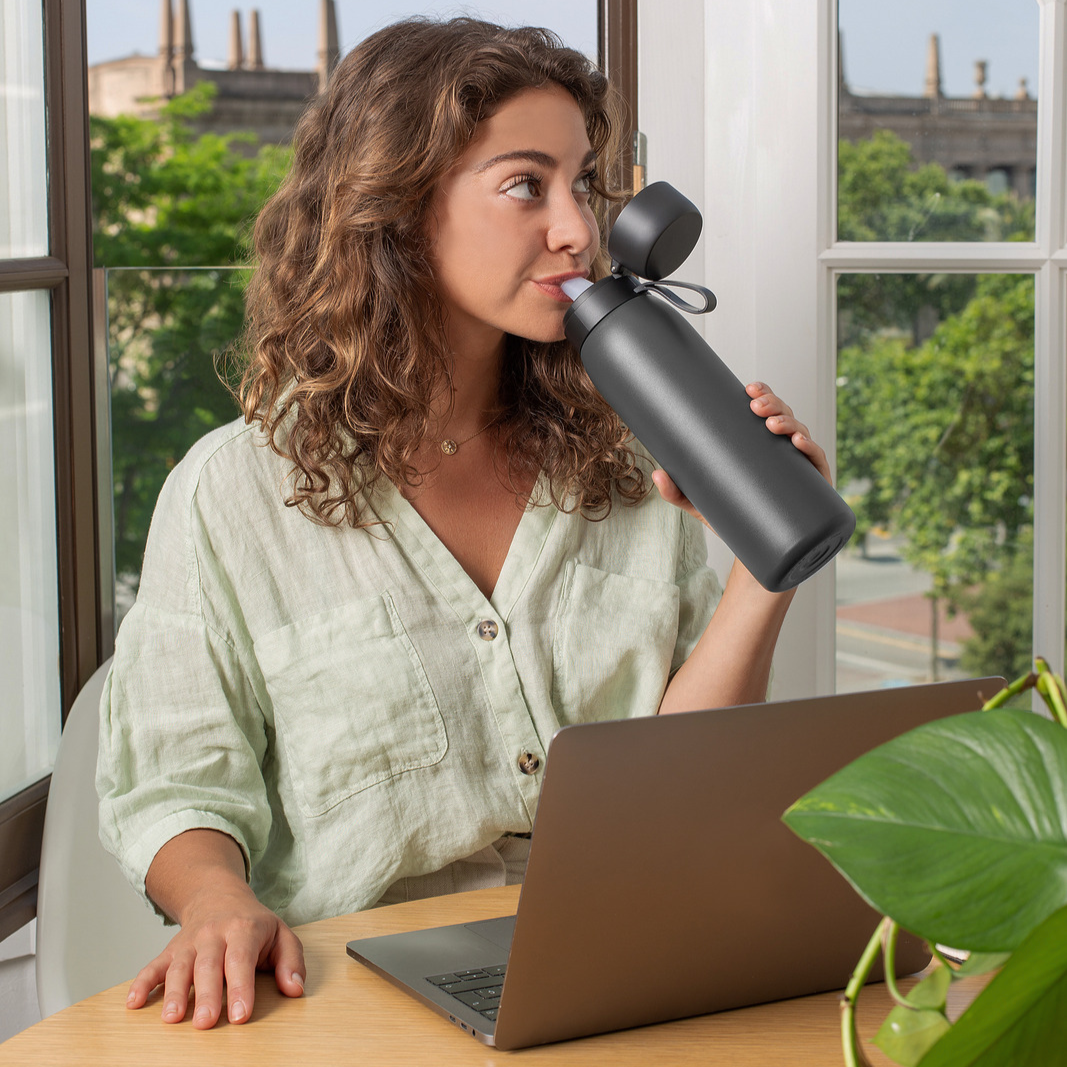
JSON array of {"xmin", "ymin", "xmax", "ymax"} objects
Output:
[
  {"xmin": 744, "ymin": 380, "xmax": 831, "ymax": 483},
  {"xmin": 651, "ymin": 381, "xmax": 832, "ymax": 530}
]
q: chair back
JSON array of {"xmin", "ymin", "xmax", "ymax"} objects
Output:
[{"xmin": 35, "ymin": 657, "xmax": 171, "ymax": 1017}]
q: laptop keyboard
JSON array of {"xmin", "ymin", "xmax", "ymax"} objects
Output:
[{"xmin": 426, "ymin": 965, "xmax": 507, "ymax": 1021}]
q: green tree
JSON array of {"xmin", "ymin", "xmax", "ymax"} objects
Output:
[
  {"xmin": 91, "ymin": 83, "xmax": 290, "ymax": 581},
  {"xmin": 837, "ymin": 130, "xmax": 1034, "ymax": 349},
  {"xmin": 837, "ymin": 273, "xmax": 1035, "ymax": 668},
  {"xmin": 955, "ymin": 531, "xmax": 1035, "ymax": 685}
]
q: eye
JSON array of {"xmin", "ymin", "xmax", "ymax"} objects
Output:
[
  {"xmin": 502, "ymin": 174, "xmax": 542, "ymax": 201},
  {"xmin": 574, "ymin": 169, "xmax": 597, "ymax": 196}
]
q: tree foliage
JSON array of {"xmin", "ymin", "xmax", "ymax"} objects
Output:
[
  {"xmin": 835, "ymin": 132, "xmax": 1037, "ymax": 678},
  {"xmin": 92, "ymin": 83, "xmax": 290, "ymax": 581},
  {"xmin": 838, "ymin": 273, "xmax": 1034, "ymax": 600},
  {"xmin": 837, "ymin": 130, "xmax": 1033, "ymax": 349}
]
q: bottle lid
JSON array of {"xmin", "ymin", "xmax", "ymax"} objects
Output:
[{"xmin": 607, "ymin": 182, "xmax": 702, "ymax": 281}]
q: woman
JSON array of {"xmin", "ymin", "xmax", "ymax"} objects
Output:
[{"xmin": 98, "ymin": 17, "xmax": 829, "ymax": 1031}]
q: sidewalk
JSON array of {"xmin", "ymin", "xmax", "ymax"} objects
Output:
[{"xmin": 837, "ymin": 592, "xmax": 974, "ymax": 644}]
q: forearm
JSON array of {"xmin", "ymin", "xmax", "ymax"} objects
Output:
[
  {"xmin": 145, "ymin": 828, "xmax": 252, "ymax": 925},
  {"xmin": 658, "ymin": 558, "xmax": 795, "ymax": 714}
]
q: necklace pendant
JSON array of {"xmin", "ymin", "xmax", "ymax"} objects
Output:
[{"xmin": 441, "ymin": 439, "xmax": 458, "ymax": 456}]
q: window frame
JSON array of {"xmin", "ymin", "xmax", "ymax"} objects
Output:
[
  {"xmin": 820, "ymin": 0, "xmax": 1067, "ymax": 691},
  {"xmin": 0, "ymin": 0, "xmax": 100, "ymax": 944},
  {"xmin": 0, "ymin": 0, "xmax": 636, "ymax": 945},
  {"xmin": 637, "ymin": 0, "xmax": 1064, "ymax": 697}
]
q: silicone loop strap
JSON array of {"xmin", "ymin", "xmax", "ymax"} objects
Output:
[{"xmin": 633, "ymin": 278, "xmax": 717, "ymax": 315}]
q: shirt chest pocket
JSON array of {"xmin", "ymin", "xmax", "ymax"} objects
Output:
[
  {"xmin": 552, "ymin": 562, "xmax": 681, "ymax": 725},
  {"xmin": 254, "ymin": 593, "xmax": 447, "ymax": 817}
]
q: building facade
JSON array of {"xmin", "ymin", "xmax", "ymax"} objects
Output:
[
  {"xmin": 87, "ymin": 0, "xmax": 340, "ymax": 145},
  {"xmin": 839, "ymin": 33, "xmax": 1038, "ymax": 198}
]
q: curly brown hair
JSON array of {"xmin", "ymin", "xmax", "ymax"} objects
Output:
[{"xmin": 237, "ymin": 16, "xmax": 651, "ymax": 526}]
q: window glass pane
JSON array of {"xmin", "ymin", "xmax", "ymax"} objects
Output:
[
  {"xmin": 344, "ymin": 3, "xmax": 597, "ymax": 56},
  {"xmin": 85, "ymin": 2, "xmax": 598, "ymax": 74},
  {"xmin": 0, "ymin": 0, "xmax": 49, "ymax": 258},
  {"xmin": 106, "ymin": 267, "xmax": 248, "ymax": 630},
  {"xmin": 0, "ymin": 289, "xmax": 61, "ymax": 803},
  {"xmin": 837, "ymin": 1, "xmax": 1038, "ymax": 242},
  {"xmin": 835, "ymin": 273, "xmax": 1034, "ymax": 695}
]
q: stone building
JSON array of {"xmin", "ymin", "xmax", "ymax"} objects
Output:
[
  {"xmin": 839, "ymin": 33, "xmax": 1038, "ymax": 199},
  {"xmin": 89, "ymin": 13, "xmax": 1039, "ymax": 198},
  {"xmin": 87, "ymin": 0, "xmax": 340, "ymax": 145}
]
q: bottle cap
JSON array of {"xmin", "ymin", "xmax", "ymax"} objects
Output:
[{"xmin": 607, "ymin": 182, "xmax": 702, "ymax": 281}]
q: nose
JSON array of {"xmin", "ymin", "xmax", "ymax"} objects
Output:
[{"xmin": 547, "ymin": 191, "xmax": 598, "ymax": 258}]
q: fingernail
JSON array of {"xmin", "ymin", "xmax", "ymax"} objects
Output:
[
  {"xmin": 163, "ymin": 1001, "xmax": 180, "ymax": 1019},
  {"xmin": 291, "ymin": 971, "xmax": 305, "ymax": 991},
  {"xmin": 194, "ymin": 1005, "xmax": 212, "ymax": 1025},
  {"xmin": 230, "ymin": 1000, "xmax": 247, "ymax": 1023}
]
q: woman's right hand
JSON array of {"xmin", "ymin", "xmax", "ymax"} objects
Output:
[{"xmin": 128, "ymin": 829, "xmax": 306, "ymax": 1028}]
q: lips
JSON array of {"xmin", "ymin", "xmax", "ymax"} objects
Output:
[{"xmin": 531, "ymin": 272, "xmax": 589, "ymax": 303}]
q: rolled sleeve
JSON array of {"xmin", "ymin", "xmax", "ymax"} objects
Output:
[
  {"xmin": 96, "ymin": 601, "xmax": 271, "ymax": 921},
  {"xmin": 671, "ymin": 511, "xmax": 724, "ymax": 677}
]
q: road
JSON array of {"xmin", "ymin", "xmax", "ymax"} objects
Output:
[{"xmin": 834, "ymin": 534, "xmax": 972, "ymax": 693}]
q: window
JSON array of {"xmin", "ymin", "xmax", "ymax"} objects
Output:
[
  {"xmin": 0, "ymin": 0, "xmax": 100, "ymax": 942},
  {"xmin": 89, "ymin": 2, "xmax": 623, "ymax": 623},
  {"xmin": 638, "ymin": 0, "xmax": 1065, "ymax": 698}
]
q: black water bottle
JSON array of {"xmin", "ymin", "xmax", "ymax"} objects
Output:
[{"xmin": 562, "ymin": 182, "xmax": 855, "ymax": 593}]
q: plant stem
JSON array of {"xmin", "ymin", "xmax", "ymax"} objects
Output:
[
  {"xmin": 980, "ymin": 670, "xmax": 1036, "ymax": 711},
  {"xmin": 841, "ymin": 917, "xmax": 887, "ymax": 1067},
  {"xmin": 881, "ymin": 919, "xmax": 911, "ymax": 1007},
  {"xmin": 1034, "ymin": 658, "xmax": 1067, "ymax": 728}
]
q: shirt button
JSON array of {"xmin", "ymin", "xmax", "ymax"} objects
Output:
[
  {"xmin": 477, "ymin": 619, "xmax": 499, "ymax": 641},
  {"xmin": 518, "ymin": 752, "xmax": 541, "ymax": 775}
]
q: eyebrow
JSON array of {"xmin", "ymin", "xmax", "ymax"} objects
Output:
[{"xmin": 473, "ymin": 148, "xmax": 598, "ymax": 174}]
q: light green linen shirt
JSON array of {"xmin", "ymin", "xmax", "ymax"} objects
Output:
[{"xmin": 97, "ymin": 416, "xmax": 722, "ymax": 926}]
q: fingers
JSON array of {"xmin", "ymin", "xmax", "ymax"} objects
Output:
[
  {"xmin": 126, "ymin": 953, "xmax": 171, "ymax": 1010},
  {"xmin": 192, "ymin": 941, "xmax": 227, "ymax": 1029},
  {"xmin": 271, "ymin": 924, "xmax": 307, "ymax": 999},
  {"xmin": 746, "ymin": 381, "xmax": 832, "ymax": 484},
  {"xmin": 127, "ymin": 911, "xmax": 297, "ymax": 1029},
  {"xmin": 222, "ymin": 929, "xmax": 259, "ymax": 1026},
  {"xmin": 747, "ymin": 382, "xmax": 810, "ymax": 439},
  {"xmin": 652, "ymin": 470, "xmax": 714, "ymax": 532},
  {"xmin": 160, "ymin": 948, "xmax": 195, "ymax": 1024}
]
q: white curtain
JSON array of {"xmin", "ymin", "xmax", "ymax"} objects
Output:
[{"xmin": 0, "ymin": 0, "xmax": 49, "ymax": 259}]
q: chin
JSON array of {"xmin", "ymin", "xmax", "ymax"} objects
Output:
[{"xmin": 510, "ymin": 318, "xmax": 568, "ymax": 346}]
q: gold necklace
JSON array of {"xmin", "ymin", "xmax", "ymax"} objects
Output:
[{"xmin": 440, "ymin": 414, "xmax": 500, "ymax": 456}]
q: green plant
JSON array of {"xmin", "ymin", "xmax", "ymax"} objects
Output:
[{"xmin": 783, "ymin": 659, "xmax": 1067, "ymax": 1066}]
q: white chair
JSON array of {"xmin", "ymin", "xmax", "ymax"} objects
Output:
[{"xmin": 36, "ymin": 656, "xmax": 172, "ymax": 1016}]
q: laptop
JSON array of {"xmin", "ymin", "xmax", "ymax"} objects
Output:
[{"xmin": 347, "ymin": 677, "xmax": 1003, "ymax": 1049}]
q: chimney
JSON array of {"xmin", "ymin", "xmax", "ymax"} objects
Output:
[
  {"xmin": 248, "ymin": 9, "xmax": 264, "ymax": 70},
  {"xmin": 174, "ymin": 0, "xmax": 194, "ymax": 62},
  {"xmin": 228, "ymin": 10, "xmax": 244, "ymax": 70},
  {"xmin": 924, "ymin": 33, "xmax": 942, "ymax": 98},
  {"xmin": 159, "ymin": 0, "xmax": 174, "ymax": 60},
  {"xmin": 318, "ymin": 0, "xmax": 340, "ymax": 91}
]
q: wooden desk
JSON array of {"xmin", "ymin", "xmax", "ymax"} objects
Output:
[{"xmin": 1, "ymin": 885, "xmax": 983, "ymax": 1066}]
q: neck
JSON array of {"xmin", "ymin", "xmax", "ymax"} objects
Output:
[{"xmin": 432, "ymin": 324, "xmax": 506, "ymax": 438}]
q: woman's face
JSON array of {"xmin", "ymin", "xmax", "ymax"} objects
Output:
[{"xmin": 428, "ymin": 83, "xmax": 600, "ymax": 354}]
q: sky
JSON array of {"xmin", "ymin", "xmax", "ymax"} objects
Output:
[{"xmin": 86, "ymin": 1, "xmax": 1039, "ymax": 102}]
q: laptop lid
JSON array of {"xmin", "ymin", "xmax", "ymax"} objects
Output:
[{"xmin": 350, "ymin": 677, "xmax": 1003, "ymax": 1050}]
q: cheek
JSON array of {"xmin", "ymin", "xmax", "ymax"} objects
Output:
[{"xmin": 582, "ymin": 204, "xmax": 602, "ymax": 248}]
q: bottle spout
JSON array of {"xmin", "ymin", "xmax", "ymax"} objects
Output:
[{"xmin": 561, "ymin": 277, "xmax": 594, "ymax": 301}]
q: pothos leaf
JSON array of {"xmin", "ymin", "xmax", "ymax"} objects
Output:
[
  {"xmin": 916, "ymin": 903, "xmax": 1067, "ymax": 1067},
  {"xmin": 783, "ymin": 710, "xmax": 1067, "ymax": 951}
]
